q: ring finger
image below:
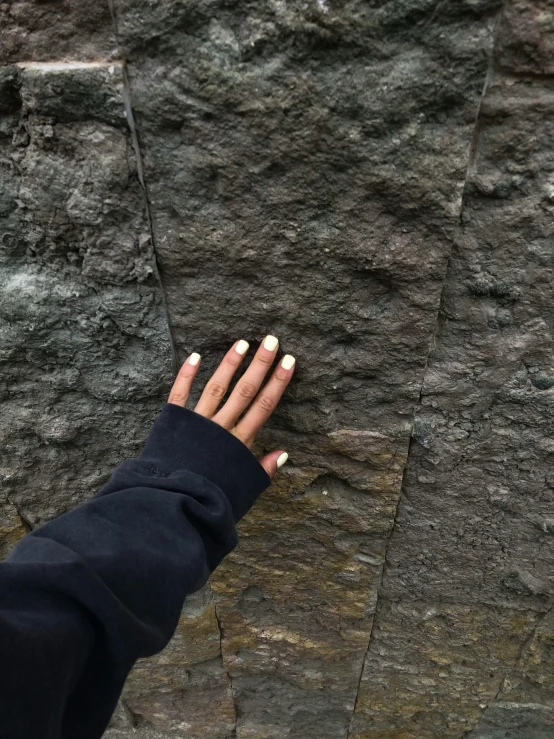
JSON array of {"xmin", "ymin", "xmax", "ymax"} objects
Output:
[{"xmin": 233, "ymin": 353, "xmax": 295, "ymax": 446}]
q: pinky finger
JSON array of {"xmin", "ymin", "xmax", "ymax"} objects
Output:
[
  {"xmin": 167, "ymin": 353, "xmax": 201, "ymax": 408},
  {"xmin": 259, "ymin": 450, "xmax": 288, "ymax": 480}
]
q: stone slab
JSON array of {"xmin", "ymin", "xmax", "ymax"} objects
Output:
[
  {"xmin": 352, "ymin": 7, "xmax": 554, "ymax": 733},
  {"xmin": 500, "ymin": 606, "xmax": 554, "ymax": 708},
  {"xmin": 211, "ymin": 443, "xmax": 407, "ymax": 738},
  {"xmin": 378, "ymin": 74, "xmax": 554, "ymax": 613},
  {"xmin": 113, "ymin": 1, "xmax": 500, "ymax": 735},
  {"xmin": 0, "ymin": 61, "xmax": 233, "ymax": 739},
  {"xmin": 116, "ymin": 0, "xmax": 498, "ymax": 434}
]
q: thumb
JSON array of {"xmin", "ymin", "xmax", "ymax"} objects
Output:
[{"xmin": 259, "ymin": 450, "xmax": 288, "ymax": 479}]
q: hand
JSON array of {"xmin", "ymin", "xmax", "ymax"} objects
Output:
[{"xmin": 167, "ymin": 336, "xmax": 295, "ymax": 478}]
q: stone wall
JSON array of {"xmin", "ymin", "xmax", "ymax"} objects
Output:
[{"xmin": 1, "ymin": 2, "xmax": 553, "ymax": 738}]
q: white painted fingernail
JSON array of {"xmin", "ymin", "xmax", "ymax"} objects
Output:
[
  {"xmin": 277, "ymin": 452, "xmax": 288, "ymax": 468},
  {"xmin": 264, "ymin": 335, "xmax": 279, "ymax": 351},
  {"xmin": 189, "ymin": 353, "xmax": 201, "ymax": 366},
  {"xmin": 281, "ymin": 354, "xmax": 295, "ymax": 370},
  {"xmin": 236, "ymin": 340, "xmax": 249, "ymax": 355}
]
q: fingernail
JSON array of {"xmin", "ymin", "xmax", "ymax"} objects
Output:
[
  {"xmin": 281, "ymin": 354, "xmax": 295, "ymax": 370},
  {"xmin": 264, "ymin": 335, "xmax": 279, "ymax": 351},
  {"xmin": 236, "ymin": 339, "xmax": 249, "ymax": 355},
  {"xmin": 189, "ymin": 353, "xmax": 201, "ymax": 366},
  {"xmin": 277, "ymin": 452, "xmax": 288, "ymax": 468}
]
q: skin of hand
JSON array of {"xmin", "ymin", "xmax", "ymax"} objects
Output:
[{"xmin": 167, "ymin": 335, "xmax": 295, "ymax": 479}]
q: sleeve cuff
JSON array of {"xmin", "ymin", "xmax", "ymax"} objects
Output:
[{"xmin": 139, "ymin": 403, "xmax": 271, "ymax": 522}]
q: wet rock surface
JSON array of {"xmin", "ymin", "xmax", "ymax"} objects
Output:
[{"xmin": 1, "ymin": 1, "xmax": 553, "ymax": 738}]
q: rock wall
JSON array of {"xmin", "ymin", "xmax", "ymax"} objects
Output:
[{"xmin": 1, "ymin": 2, "xmax": 553, "ymax": 738}]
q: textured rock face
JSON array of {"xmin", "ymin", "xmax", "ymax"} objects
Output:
[
  {"xmin": 1, "ymin": 1, "xmax": 554, "ymax": 738},
  {"xmin": 117, "ymin": 0, "xmax": 496, "ymax": 435},
  {"xmin": 0, "ymin": 1, "xmax": 117, "ymax": 64},
  {"xmin": 116, "ymin": 588, "xmax": 236, "ymax": 738},
  {"xmin": 350, "ymin": 14, "xmax": 554, "ymax": 738},
  {"xmin": 0, "ymin": 63, "xmax": 172, "ymax": 531}
]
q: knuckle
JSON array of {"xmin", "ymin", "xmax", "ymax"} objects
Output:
[
  {"xmin": 226, "ymin": 354, "xmax": 242, "ymax": 368},
  {"xmin": 168, "ymin": 391, "xmax": 188, "ymax": 405},
  {"xmin": 208, "ymin": 381, "xmax": 227, "ymax": 400},
  {"xmin": 258, "ymin": 394, "xmax": 275, "ymax": 413},
  {"xmin": 257, "ymin": 354, "xmax": 273, "ymax": 366},
  {"xmin": 238, "ymin": 381, "xmax": 257, "ymax": 400}
]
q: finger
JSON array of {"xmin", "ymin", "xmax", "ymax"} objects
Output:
[
  {"xmin": 212, "ymin": 335, "xmax": 280, "ymax": 429},
  {"xmin": 233, "ymin": 354, "xmax": 295, "ymax": 445},
  {"xmin": 259, "ymin": 450, "xmax": 288, "ymax": 479},
  {"xmin": 194, "ymin": 340, "xmax": 249, "ymax": 418},
  {"xmin": 167, "ymin": 353, "xmax": 201, "ymax": 407}
]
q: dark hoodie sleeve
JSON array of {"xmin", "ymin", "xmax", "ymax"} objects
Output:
[{"xmin": 0, "ymin": 404, "xmax": 270, "ymax": 739}]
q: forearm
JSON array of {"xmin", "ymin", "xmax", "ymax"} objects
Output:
[{"xmin": 0, "ymin": 404, "xmax": 270, "ymax": 739}]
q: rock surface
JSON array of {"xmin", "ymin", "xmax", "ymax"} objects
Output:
[
  {"xmin": 117, "ymin": 0, "xmax": 497, "ymax": 435},
  {"xmin": 1, "ymin": 1, "xmax": 554, "ymax": 738},
  {"xmin": 377, "ymin": 71, "xmax": 554, "ymax": 611},
  {"xmin": 349, "ymin": 602, "xmax": 539, "ymax": 739},
  {"xmin": 466, "ymin": 703, "xmax": 554, "ymax": 739},
  {"xmin": 119, "ymin": 588, "xmax": 236, "ymax": 738},
  {"xmin": 0, "ymin": 62, "xmax": 172, "ymax": 530},
  {"xmin": 351, "ymin": 7, "xmax": 554, "ymax": 736},
  {"xmin": 0, "ymin": 1, "xmax": 117, "ymax": 64}
]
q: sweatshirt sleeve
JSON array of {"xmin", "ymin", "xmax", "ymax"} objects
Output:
[{"xmin": 0, "ymin": 404, "xmax": 271, "ymax": 739}]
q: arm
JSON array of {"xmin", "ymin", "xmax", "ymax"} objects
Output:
[{"xmin": 0, "ymin": 337, "xmax": 295, "ymax": 739}]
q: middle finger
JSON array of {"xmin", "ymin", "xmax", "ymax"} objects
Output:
[
  {"xmin": 195, "ymin": 339, "xmax": 250, "ymax": 418},
  {"xmin": 212, "ymin": 335, "xmax": 279, "ymax": 429}
]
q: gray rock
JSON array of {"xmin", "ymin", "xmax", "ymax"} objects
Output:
[
  {"xmin": 352, "ymin": 7, "xmax": 554, "ymax": 735},
  {"xmin": 118, "ymin": 0, "xmax": 498, "ymax": 437},
  {"xmin": 496, "ymin": 0, "xmax": 554, "ymax": 76}
]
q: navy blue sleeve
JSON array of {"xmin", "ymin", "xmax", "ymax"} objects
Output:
[{"xmin": 0, "ymin": 404, "xmax": 270, "ymax": 739}]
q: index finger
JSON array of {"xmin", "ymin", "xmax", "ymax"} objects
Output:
[
  {"xmin": 167, "ymin": 353, "xmax": 201, "ymax": 407},
  {"xmin": 232, "ymin": 354, "xmax": 295, "ymax": 447}
]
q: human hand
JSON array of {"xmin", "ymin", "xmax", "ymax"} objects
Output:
[{"xmin": 167, "ymin": 336, "xmax": 295, "ymax": 478}]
